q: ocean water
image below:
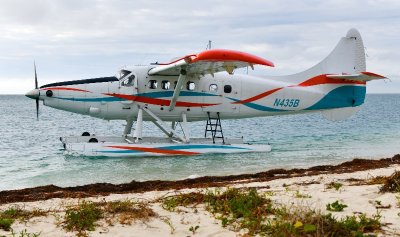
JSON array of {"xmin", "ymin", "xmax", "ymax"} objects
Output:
[{"xmin": 0, "ymin": 94, "xmax": 399, "ymax": 191}]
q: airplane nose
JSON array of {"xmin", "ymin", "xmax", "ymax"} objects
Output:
[{"xmin": 25, "ymin": 89, "xmax": 40, "ymax": 99}]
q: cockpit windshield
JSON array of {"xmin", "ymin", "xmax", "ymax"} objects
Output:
[{"xmin": 117, "ymin": 69, "xmax": 131, "ymax": 80}]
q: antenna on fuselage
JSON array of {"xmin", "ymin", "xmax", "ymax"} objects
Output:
[{"xmin": 206, "ymin": 40, "xmax": 212, "ymax": 50}]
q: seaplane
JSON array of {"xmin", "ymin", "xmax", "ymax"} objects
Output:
[{"xmin": 26, "ymin": 28, "xmax": 385, "ymax": 157}]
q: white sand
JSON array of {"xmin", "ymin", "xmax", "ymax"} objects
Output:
[{"xmin": 0, "ymin": 165, "xmax": 399, "ymax": 237}]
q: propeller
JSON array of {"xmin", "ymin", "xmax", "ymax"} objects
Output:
[
  {"xmin": 34, "ymin": 62, "xmax": 39, "ymax": 120},
  {"xmin": 25, "ymin": 62, "xmax": 41, "ymax": 120}
]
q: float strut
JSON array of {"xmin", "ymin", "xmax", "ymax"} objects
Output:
[
  {"xmin": 133, "ymin": 107, "xmax": 143, "ymax": 142},
  {"xmin": 142, "ymin": 107, "xmax": 188, "ymax": 143},
  {"xmin": 181, "ymin": 112, "xmax": 190, "ymax": 142},
  {"xmin": 123, "ymin": 117, "xmax": 134, "ymax": 136}
]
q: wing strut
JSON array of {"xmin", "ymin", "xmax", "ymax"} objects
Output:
[{"xmin": 169, "ymin": 68, "xmax": 187, "ymax": 111}]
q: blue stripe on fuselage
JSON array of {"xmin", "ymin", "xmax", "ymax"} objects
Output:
[
  {"xmin": 305, "ymin": 85, "xmax": 366, "ymax": 110},
  {"xmin": 96, "ymin": 144, "xmax": 251, "ymax": 154},
  {"xmin": 159, "ymin": 144, "xmax": 250, "ymax": 150},
  {"xmin": 228, "ymin": 85, "xmax": 366, "ymax": 112},
  {"xmin": 53, "ymin": 91, "xmax": 217, "ymax": 102},
  {"xmin": 53, "ymin": 97, "xmax": 124, "ymax": 102},
  {"xmin": 96, "ymin": 150, "xmax": 143, "ymax": 153},
  {"xmin": 227, "ymin": 97, "xmax": 286, "ymax": 112},
  {"xmin": 135, "ymin": 91, "xmax": 218, "ymax": 98}
]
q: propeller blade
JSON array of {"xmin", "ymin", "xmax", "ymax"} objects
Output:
[
  {"xmin": 36, "ymin": 98, "xmax": 39, "ymax": 120},
  {"xmin": 34, "ymin": 61, "xmax": 38, "ymax": 89},
  {"xmin": 34, "ymin": 61, "xmax": 39, "ymax": 120}
]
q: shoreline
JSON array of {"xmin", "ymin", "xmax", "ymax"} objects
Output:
[
  {"xmin": 1, "ymin": 154, "xmax": 399, "ymax": 204},
  {"xmin": 0, "ymin": 154, "xmax": 399, "ymax": 236}
]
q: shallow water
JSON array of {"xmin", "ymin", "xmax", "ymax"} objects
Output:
[{"xmin": 0, "ymin": 94, "xmax": 399, "ymax": 191}]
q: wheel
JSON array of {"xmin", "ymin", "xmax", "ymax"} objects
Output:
[
  {"xmin": 81, "ymin": 132, "xmax": 90, "ymax": 136},
  {"xmin": 88, "ymin": 138, "xmax": 98, "ymax": 143}
]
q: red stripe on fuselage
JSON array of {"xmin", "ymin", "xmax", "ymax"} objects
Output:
[
  {"xmin": 40, "ymin": 87, "xmax": 91, "ymax": 92},
  {"xmin": 106, "ymin": 145, "xmax": 200, "ymax": 155},
  {"xmin": 104, "ymin": 93, "xmax": 220, "ymax": 107},
  {"xmin": 233, "ymin": 87, "xmax": 283, "ymax": 104}
]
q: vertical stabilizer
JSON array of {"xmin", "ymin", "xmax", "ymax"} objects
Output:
[
  {"xmin": 273, "ymin": 28, "xmax": 366, "ymax": 84},
  {"xmin": 318, "ymin": 28, "xmax": 366, "ymax": 74},
  {"xmin": 270, "ymin": 29, "xmax": 369, "ymax": 121}
]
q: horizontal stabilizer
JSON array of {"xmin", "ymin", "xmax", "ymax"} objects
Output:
[{"xmin": 327, "ymin": 71, "xmax": 386, "ymax": 82}]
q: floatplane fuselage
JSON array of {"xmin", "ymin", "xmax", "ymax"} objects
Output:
[{"xmin": 25, "ymin": 29, "xmax": 385, "ymax": 157}]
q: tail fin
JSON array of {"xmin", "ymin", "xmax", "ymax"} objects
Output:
[
  {"xmin": 308, "ymin": 28, "xmax": 366, "ymax": 75},
  {"xmin": 275, "ymin": 29, "xmax": 385, "ymax": 121},
  {"xmin": 278, "ymin": 28, "xmax": 367, "ymax": 83}
]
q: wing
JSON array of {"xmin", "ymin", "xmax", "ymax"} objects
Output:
[
  {"xmin": 148, "ymin": 49, "xmax": 274, "ymax": 76},
  {"xmin": 148, "ymin": 49, "xmax": 274, "ymax": 111},
  {"xmin": 327, "ymin": 72, "xmax": 386, "ymax": 82}
]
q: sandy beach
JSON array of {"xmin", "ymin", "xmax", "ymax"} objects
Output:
[{"xmin": 0, "ymin": 154, "xmax": 399, "ymax": 237}]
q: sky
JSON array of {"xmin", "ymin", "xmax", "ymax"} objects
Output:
[{"xmin": 1, "ymin": 0, "xmax": 399, "ymax": 94}]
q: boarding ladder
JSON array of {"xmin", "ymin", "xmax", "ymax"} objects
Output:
[{"xmin": 204, "ymin": 112, "xmax": 225, "ymax": 144}]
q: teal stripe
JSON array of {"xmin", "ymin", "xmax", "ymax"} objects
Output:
[
  {"xmin": 97, "ymin": 144, "xmax": 250, "ymax": 154},
  {"xmin": 241, "ymin": 102, "xmax": 287, "ymax": 112},
  {"xmin": 136, "ymin": 91, "xmax": 217, "ymax": 98},
  {"xmin": 228, "ymin": 86, "xmax": 366, "ymax": 112},
  {"xmin": 227, "ymin": 97, "xmax": 286, "ymax": 112},
  {"xmin": 53, "ymin": 97, "xmax": 123, "ymax": 102},
  {"xmin": 54, "ymin": 90, "xmax": 217, "ymax": 102},
  {"xmin": 306, "ymin": 86, "xmax": 366, "ymax": 110},
  {"xmin": 159, "ymin": 144, "xmax": 250, "ymax": 150},
  {"xmin": 97, "ymin": 150, "xmax": 142, "ymax": 153}
]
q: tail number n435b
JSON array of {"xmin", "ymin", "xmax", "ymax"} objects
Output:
[{"xmin": 273, "ymin": 99, "xmax": 300, "ymax": 108}]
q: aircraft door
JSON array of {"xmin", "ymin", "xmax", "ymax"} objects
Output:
[
  {"xmin": 201, "ymin": 79, "xmax": 222, "ymax": 113},
  {"xmin": 119, "ymin": 73, "xmax": 138, "ymax": 104},
  {"xmin": 202, "ymin": 78, "xmax": 240, "ymax": 113},
  {"xmin": 222, "ymin": 79, "xmax": 241, "ymax": 113}
]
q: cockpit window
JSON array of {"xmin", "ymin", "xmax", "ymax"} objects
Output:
[
  {"xmin": 117, "ymin": 69, "xmax": 131, "ymax": 80},
  {"xmin": 121, "ymin": 75, "xmax": 135, "ymax": 87}
]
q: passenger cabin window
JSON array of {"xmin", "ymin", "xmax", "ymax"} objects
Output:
[
  {"xmin": 161, "ymin": 80, "xmax": 170, "ymax": 90},
  {"xmin": 121, "ymin": 75, "xmax": 135, "ymax": 87},
  {"xmin": 148, "ymin": 80, "xmax": 158, "ymax": 89},
  {"xmin": 224, "ymin": 85, "xmax": 232, "ymax": 93},
  {"xmin": 187, "ymin": 81, "xmax": 195, "ymax": 91},
  {"xmin": 209, "ymin": 84, "xmax": 218, "ymax": 92}
]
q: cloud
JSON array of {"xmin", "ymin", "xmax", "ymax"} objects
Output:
[{"xmin": 0, "ymin": 0, "xmax": 398, "ymax": 94}]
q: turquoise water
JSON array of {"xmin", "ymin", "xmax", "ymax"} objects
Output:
[{"xmin": 0, "ymin": 94, "xmax": 399, "ymax": 191}]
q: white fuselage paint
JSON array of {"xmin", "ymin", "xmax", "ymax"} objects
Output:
[{"xmin": 38, "ymin": 65, "xmax": 364, "ymax": 122}]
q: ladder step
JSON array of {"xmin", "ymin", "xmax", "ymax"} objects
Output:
[{"xmin": 205, "ymin": 112, "xmax": 225, "ymax": 144}]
